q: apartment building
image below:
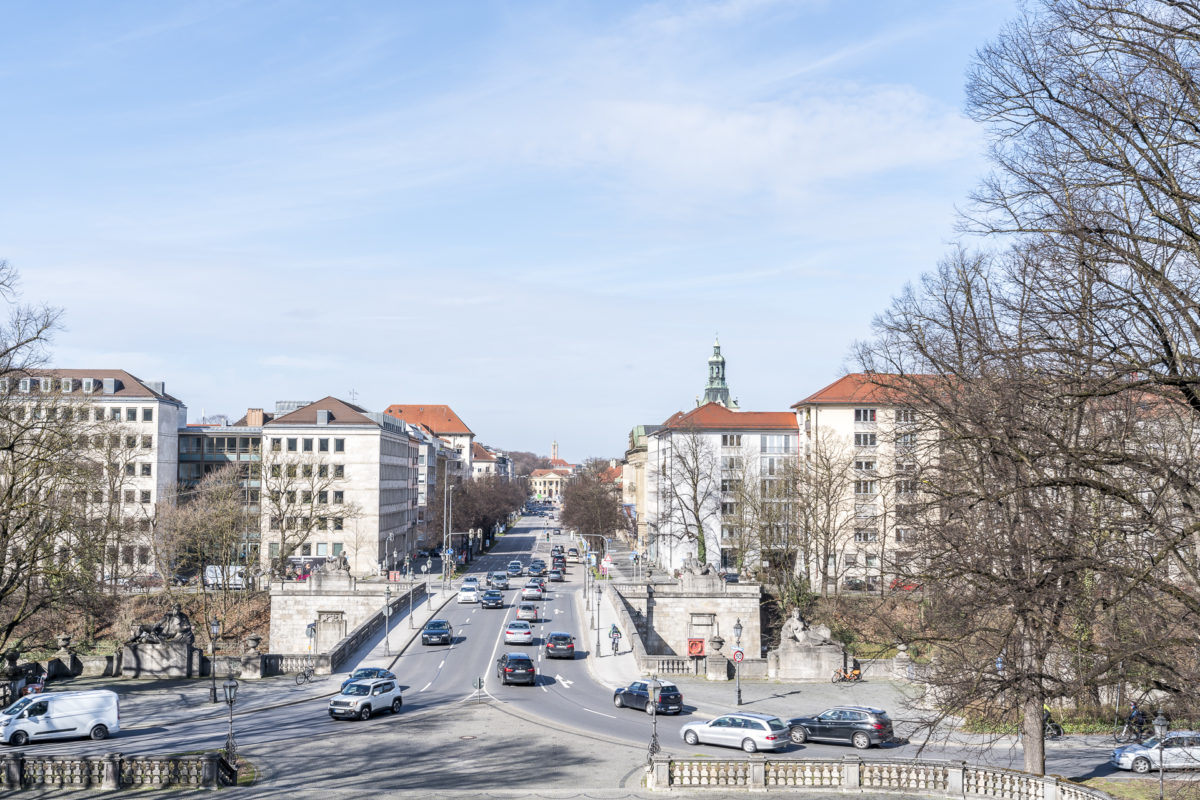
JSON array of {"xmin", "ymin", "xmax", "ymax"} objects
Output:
[
  {"xmin": 383, "ymin": 404, "xmax": 474, "ymax": 476},
  {"xmin": 403, "ymin": 422, "xmax": 462, "ymax": 551},
  {"xmin": 791, "ymin": 373, "xmax": 920, "ymax": 593}
]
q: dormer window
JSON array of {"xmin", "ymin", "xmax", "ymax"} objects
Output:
[
  {"xmin": 39, "ymin": 377, "xmax": 52, "ymax": 392},
  {"xmin": 82, "ymin": 378, "xmax": 95, "ymax": 394},
  {"xmin": 18, "ymin": 378, "xmax": 30, "ymax": 393},
  {"xmin": 60, "ymin": 378, "xmax": 72, "ymax": 393}
]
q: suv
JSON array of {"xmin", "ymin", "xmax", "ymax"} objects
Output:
[
  {"xmin": 787, "ymin": 706, "xmax": 894, "ymax": 749},
  {"xmin": 328, "ymin": 678, "xmax": 402, "ymax": 720},
  {"xmin": 544, "ymin": 632, "xmax": 575, "ymax": 659},
  {"xmin": 680, "ymin": 712, "xmax": 790, "ymax": 752},
  {"xmin": 567, "ymin": 547, "xmax": 580, "ymax": 562},
  {"xmin": 496, "ymin": 653, "xmax": 537, "ymax": 685},
  {"xmin": 421, "ymin": 619, "xmax": 453, "ymax": 645},
  {"xmin": 614, "ymin": 679, "xmax": 683, "ymax": 714}
]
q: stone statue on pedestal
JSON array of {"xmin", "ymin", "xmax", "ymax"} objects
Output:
[
  {"xmin": 779, "ymin": 609, "xmax": 833, "ymax": 649},
  {"xmin": 127, "ymin": 603, "xmax": 194, "ymax": 647}
]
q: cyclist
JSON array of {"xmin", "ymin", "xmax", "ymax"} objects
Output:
[
  {"xmin": 850, "ymin": 658, "xmax": 862, "ymax": 681},
  {"xmin": 1043, "ymin": 702, "xmax": 1052, "ymax": 728},
  {"xmin": 1129, "ymin": 701, "xmax": 1147, "ymax": 730},
  {"xmin": 610, "ymin": 624, "xmax": 622, "ymax": 655}
]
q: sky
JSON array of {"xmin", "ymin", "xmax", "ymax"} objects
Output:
[{"xmin": 0, "ymin": 0, "xmax": 1019, "ymax": 462}]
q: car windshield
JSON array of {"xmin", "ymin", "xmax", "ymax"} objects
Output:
[
  {"xmin": 767, "ymin": 718, "xmax": 788, "ymax": 731},
  {"xmin": 342, "ymin": 684, "xmax": 370, "ymax": 696},
  {"xmin": 426, "ymin": 621, "xmax": 449, "ymax": 630},
  {"xmin": 508, "ymin": 656, "xmax": 532, "ymax": 664},
  {"xmin": 351, "ymin": 669, "xmax": 376, "ymax": 678},
  {"xmin": 2, "ymin": 697, "xmax": 31, "ymax": 716},
  {"xmin": 549, "ymin": 634, "xmax": 571, "ymax": 642},
  {"xmin": 509, "ymin": 622, "xmax": 530, "ymax": 630}
]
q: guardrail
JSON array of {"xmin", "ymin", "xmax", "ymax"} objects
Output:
[
  {"xmin": 647, "ymin": 755, "xmax": 1114, "ymax": 800},
  {"xmin": 0, "ymin": 751, "xmax": 231, "ymax": 790}
]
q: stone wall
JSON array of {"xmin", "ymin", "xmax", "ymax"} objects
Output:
[{"xmin": 615, "ymin": 573, "xmax": 761, "ymax": 659}]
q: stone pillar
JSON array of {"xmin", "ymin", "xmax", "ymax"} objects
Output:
[
  {"xmin": 1044, "ymin": 777, "xmax": 1060, "ymax": 800},
  {"xmin": 201, "ymin": 753, "xmax": 220, "ymax": 789},
  {"xmin": 316, "ymin": 611, "xmax": 346, "ymax": 653},
  {"xmin": 102, "ymin": 753, "xmax": 121, "ymax": 790},
  {"xmin": 947, "ymin": 761, "xmax": 966, "ymax": 797},
  {"xmin": 843, "ymin": 755, "xmax": 861, "ymax": 789},
  {"xmin": 650, "ymin": 755, "xmax": 670, "ymax": 790},
  {"xmin": 3, "ymin": 751, "xmax": 24, "ymax": 788},
  {"xmin": 748, "ymin": 754, "xmax": 766, "ymax": 790},
  {"xmin": 706, "ymin": 653, "xmax": 730, "ymax": 681}
]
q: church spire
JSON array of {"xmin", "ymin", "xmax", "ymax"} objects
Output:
[{"xmin": 701, "ymin": 336, "xmax": 738, "ymax": 408}]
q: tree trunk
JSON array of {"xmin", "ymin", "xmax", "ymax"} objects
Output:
[{"xmin": 1021, "ymin": 696, "xmax": 1045, "ymax": 776}]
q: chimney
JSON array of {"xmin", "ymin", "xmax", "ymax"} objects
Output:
[
  {"xmin": 246, "ymin": 408, "xmax": 264, "ymax": 427},
  {"xmin": 316, "ymin": 409, "xmax": 331, "ymax": 425}
]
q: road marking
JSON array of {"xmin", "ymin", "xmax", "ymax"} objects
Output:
[
  {"xmin": 555, "ymin": 674, "xmax": 574, "ymax": 688},
  {"xmin": 583, "ymin": 707, "xmax": 616, "ymax": 719},
  {"xmin": 420, "ymin": 682, "xmax": 432, "ymax": 692},
  {"xmin": 439, "ymin": 660, "xmax": 445, "ymax": 669}
]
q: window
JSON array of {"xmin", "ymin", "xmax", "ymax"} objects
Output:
[
  {"xmin": 287, "ymin": 438, "xmax": 297, "ymax": 452},
  {"xmin": 18, "ymin": 378, "xmax": 29, "ymax": 393},
  {"xmin": 865, "ymin": 555, "xmax": 878, "ymax": 568},
  {"xmin": 303, "ymin": 438, "xmax": 313, "ymax": 452},
  {"xmin": 895, "ymin": 528, "xmax": 916, "ymax": 543},
  {"xmin": 140, "ymin": 490, "xmax": 151, "ymax": 504},
  {"xmin": 302, "ymin": 491, "xmax": 312, "ymax": 503},
  {"xmin": 721, "ymin": 434, "xmax": 742, "ymax": 447},
  {"xmin": 721, "ymin": 502, "xmax": 737, "ymax": 516},
  {"xmin": 845, "ymin": 553, "xmax": 858, "ymax": 567},
  {"xmin": 854, "ymin": 459, "xmax": 875, "ymax": 471},
  {"xmin": 854, "ymin": 480, "xmax": 877, "ymax": 495},
  {"xmin": 60, "ymin": 378, "xmax": 72, "ymax": 392},
  {"xmin": 318, "ymin": 491, "xmax": 328, "ymax": 504},
  {"xmin": 124, "ymin": 464, "xmax": 135, "ymax": 477},
  {"xmin": 334, "ymin": 438, "xmax": 345, "ymax": 452},
  {"xmin": 286, "ymin": 465, "xmax": 297, "ymax": 478},
  {"xmin": 142, "ymin": 463, "xmax": 152, "ymax": 477},
  {"xmin": 124, "ymin": 435, "xmax": 137, "ymax": 448},
  {"xmin": 898, "ymin": 432, "xmax": 917, "ymax": 449},
  {"xmin": 138, "ymin": 546, "xmax": 150, "ymax": 565},
  {"xmin": 286, "ymin": 491, "xmax": 296, "ymax": 503},
  {"xmin": 333, "ymin": 491, "xmax": 344, "ymax": 504},
  {"xmin": 269, "ymin": 542, "xmax": 280, "ymax": 559},
  {"xmin": 124, "ymin": 407, "xmax": 136, "ymax": 422},
  {"xmin": 39, "ymin": 377, "xmax": 52, "ymax": 392},
  {"xmin": 142, "ymin": 408, "xmax": 153, "ymax": 422},
  {"xmin": 302, "ymin": 465, "xmax": 313, "ymax": 478},
  {"xmin": 319, "ymin": 438, "xmax": 329, "ymax": 452},
  {"xmin": 269, "ymin": 517, "xmax": 281, "ymax": 531},
  {"xmin": 896, "ymin": 479, "xmax": 917, "ymax": 496},
  {"xmin": 332, "ymin": 543, "xmax": 344, "ymax": 556},
  {"xmin": 94, "ymin": 407, "xmax": 104, "ymax": 421},
  {"xmin": 123, "ymin": 489, "xmax": 135, "ymax": 503},
  {"xmin": 896, "ymin": 408, "xmax": 916, "ymax": 424},
  {"xmin": 854, "ymin": 529, "xmax": 878, "ymax": 543},
  {"xmin": 333, "ymin": 517, "xmax": 343, "ymax": 531},
  {"xmin": 854, "ymin": 433, "xmax": 877, "ymax": 447},
  {"xmin": 318, "ymin": 464, "xmax": 328, "ymax": 478},
  {"xmin": 316, "ymin": 543, "xmax": 328, "ymax": 556},
  {"xmin": 141, "ymin": 435, "xmax": 152, "ymax": 449},
  {"xmin": 271, "ymin": 438, "xmax": 281, "ymax": 452},
  {"xmin": 721, "ymin": 456, "xmax": 742, "ymax": 470},
  {"xmin": 301, "ymin": 544, "xmax": 312, "ymax": 557},
  {"xmin": 82, "ymin": 378, "xmax": 95, "ymax": 393},
  {"xmin": 110, "ymin": 408, "xmax": 121, "ymax": 421},
  {"xmin": 333, "ymin": 465, "xmax": 344, "ymax": 479},
  {"xmin": 760, "ymin": 434, "xmax": 795, "ymax": 454},
  {"xmin": 854, "ymin": 408, "xmax": 876, "ymax": 422}
]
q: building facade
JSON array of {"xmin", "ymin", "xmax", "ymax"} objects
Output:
[{"xmin": 383, "ymin": 404, "xmax": 475, "ymax": 476}]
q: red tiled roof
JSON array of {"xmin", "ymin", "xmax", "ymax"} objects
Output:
[
  {"xmin": 265, "ymin": 396, "xmax": 375, "ymax": 426},
  {"xmin": 14, "ymin": 369, "xmax": 182, "ymax": 402},
  {"xmin": 472, "ymin": 442, "xmax": 496, "ymax": 461},
  {"xmin": 793, "ymin": 373, "xmax": 930, "ymax": 406},
  {"xmin": 531, "ymin": 469, "xmax": 571, "ymax": 478},
  {"xmin": 662, "ymin": 403, "xmax": 797, "ymax": 431},
  {"xmin": 383, "ymin": 404, "xmax": 473, "ymax": 435},
  {"xmin": 548, "ymin": 458, "xmax": 574, "ymax": 468}
]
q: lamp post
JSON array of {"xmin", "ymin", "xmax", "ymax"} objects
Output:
[
  {"xmin": 647, "ymin": 675, "xmax": 662, "ymax": 765},
  {"xmin": 222, "ymin": 678, "xmax": 239, "ymax": 766},
  {"xmin": 384, "ymin": 583, "xmax": 392, "ymax": 657},
  {"xmin": 594, "ymin": 583, "xmax": 602, "ymax": 656},
  {"xmin": 208, "ymin": 617, "xmax": 221, "ymax": 703},
  {"xmin": 1154, "ymin": 712, "xmax": 1169, "ymax": 800},
  {"xmin": 733, "ymin": 618, "xmax": 744, "ymax": 707}
]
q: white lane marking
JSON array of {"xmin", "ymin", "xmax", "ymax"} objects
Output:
[
  {"xmin": 420, "ymin": 682, "xmax": 432, "ymax": 692},
  {"xmin": 555, "ymin": 674, "xmax": 574, "ymax": 688},
  {"xmin": 583, "ymin": 707, "xmax": 616, "ymax": 719},
  {"xmin": 439, "ymin": 660, "xmax": 445, "ymax": 669}
]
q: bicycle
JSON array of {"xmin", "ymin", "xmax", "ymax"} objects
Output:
[
  {"xmin": 295, "ymin": 664, "xmax": 316, "ymax": 685},
  {"xmin": 611, "ymin": 637, "xmax": 620, "ymax": 656},
  {"xmin": 831, "ymin": 669, "xmax": 863, "ymax": 684},
  {"xmin": 1044, "ymin": 719, "xmax": 1064, "ymax": 739},
  {"xmin": 1113, "ymin": 720, "xmax": 1149, "ymax": 744}
]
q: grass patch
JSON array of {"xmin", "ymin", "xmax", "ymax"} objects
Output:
[{"xmin": 1080, "ymin": 778, "xmax": 1200, "ymax": 800}]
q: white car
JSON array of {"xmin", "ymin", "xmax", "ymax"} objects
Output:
[
  {"xmin": 521, "ymin": 584, "xmax": 544, "ymax": 601},
  {"xmin": 328, "ymin": 678, "xmax": 402, "ymax": 720},
  {"xmin": 462, "ymin": 576, "xmax": 480, "ymax": 588},
  {"xmin": 0, "ymin": 691, "xmax": 119, "ymax": 745},
  {"xmin": 458, "ymin": 585, "xmax": 480, "ymax": 603},
  {"xmin": 1112, "ymin": 732, "xmax": 1200, "ymax": 772},
  {"xmin": 504, "ymin": 620, "xmax": 534, "ymax": 644}
]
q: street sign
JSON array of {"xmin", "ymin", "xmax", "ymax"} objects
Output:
[
  {"xmin": 472, "ymin": 677, "xmax": 484, "ymax": 689},
  {"xmin": 732, "ymin": 648, "xmax": 745, "ymax": 663},
  {"xmin": 420, "ymin": 564, "xmax": 429, "ymax": 574},
  {"xmin": 629, "ymin": 552, "xmax": 637, "ymax": 561}
]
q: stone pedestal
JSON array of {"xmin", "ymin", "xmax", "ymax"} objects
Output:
[
  {"xmin": 121, "ymin": 641, "xmax": 193, "ymax": 678},
  {"xmin": 767, "ymin": 643, "xmax": 844, "ymax": 681},
  {"xmin": 706, "ymin": 652, "xmax": 730, "ymax": 681},
  {"xmin": 316, "ymin": 611, "xmax": 346, "ymax": 653}
]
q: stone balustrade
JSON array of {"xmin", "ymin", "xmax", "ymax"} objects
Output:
[
  {"xmin": 648, "ymin": 755, "xmax": 1114, "ymax": 800},
  {"xmin": 1, "ymin": 751, "xmax": 225, "ymax": 791}
]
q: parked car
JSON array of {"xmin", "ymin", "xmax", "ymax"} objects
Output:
[
  {"xmin": 544, "ymin": 632, "xmax": 576, "ymax": 659},
  {"xmin": 481, "ymin": 590, "xmax": 505, "ymax": 609},
  {"xmin": 487, "ymin": 572, "xmax": 509, "ymax": 589},
  {"xmin": 0, "ymin": 691, "xmax": 119, "ymax": 745},
  {"xmin": 889, "ymin": 578, "xmax": 921, "ymax": 592},
  {"xmin": 203, "ymin": 564, "xmax": 245, "ymax": 590},
  {"xmin": 614, "ymin": 679, "xmax": 684, "ymax": 714},
  {"xmin": 506, "ymin": 561, "xmax": 524, "ymax": 577},
  {"xmin": 841, "ymin": 578, "xmax": 866, "ymax": 592},
  {"xmin": 680, "ymin": 713, "xmax": 790, "ymax": 753},
  {"xmin": 496, "ymin": 653, "xmax": 537, "ymax": 685},
  {"xmin": 521, "ymin": 584, "xmax": 544, "ymax": 601},
  {"xmin": 787, "ymin": 706, "xmax": 894, "ymax": 749},
  {"xmin": 504, "ymin": 620, "xmax": 534, "ymax": 645},
  {"xmin": 516, "ymin": 602, "xmax": 539, "ymax": 622},
  {"xmin": 328, "ymin": 678, "xmax": 402, "ymax": 720},
  {"xmin": 421, "ymin": 619, "xmax": 453, "ymax": 645},
  {"xmin": 340, "ymin": 667, "xmax": 396, "ymax": 691},
  {"xmin": 1112, "ymin": 732, "xmax": 1200, "ymax": 773},
  {"xmin": 458, "ymin": 585, "xmax": 480, "ymax": 604}
]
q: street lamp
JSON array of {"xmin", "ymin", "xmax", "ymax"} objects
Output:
[
  {"xmin": 222, "ymin": 678, "xmax": 239, "ymax": 766},
  {"xmin": 384, "ymin": 583, "xmax": 392, "ymax": 657},
  {"xmin": 1154, "ymin": 712, "xmax": 1169, "ymax": 800},
  {"xmin": 594, "ymin": 583, "xmax": 602, "ymax": 656},
  {"xmin": 733, "ymin": 618, "xmax": 744, "ymax": 707},
  {"xmin": 646, "ymin": 675, "xmax": 662, "ymax": 765},
  {"xmin": 208, "ymin": 617, "xmax": 221, "ymax": 703}
]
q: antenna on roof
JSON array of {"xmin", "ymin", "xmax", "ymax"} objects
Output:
[{"xmin": 348, "ymin": 389, "xmax": 359, "ymax": 403}]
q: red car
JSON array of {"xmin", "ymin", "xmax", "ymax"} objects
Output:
[{"xmin": 889, "ymin": 578, "xmax": 920, "ymax": 592}]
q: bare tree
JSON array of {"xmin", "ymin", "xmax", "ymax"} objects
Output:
[
  {"xmin": 562, "ymin": 469, "xmax": 626, "ymax": 553},
  {"xmin": 259, "ymin": 446, "xmax": 358, "ymax": 572},
  {"xmin": 648, "ymin": 427, "xmax": 721, "ymax": 566},
  {"xmin": 792, "ymin": 430, "xmax": 858, "ymax": 597}
]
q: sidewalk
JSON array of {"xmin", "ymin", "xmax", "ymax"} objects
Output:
[{"xmin": 574, "ymin": 578, "xmax": 640, "ymax": 690}]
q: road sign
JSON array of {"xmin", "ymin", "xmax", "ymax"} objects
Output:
[
  {"xmin": 732, "ymin": 648, "xmax": 745, "ymax": 663},
  {"xmin": 629, "ymin": 552, "xmax": 637, "ymax": 561},
  {"xmin": 420, "ymin": 564, "xmax": 429, "ymax": 574},
  {"xmin": 472, "ymin": 677, "xmax": 484, "ymax": 689}
]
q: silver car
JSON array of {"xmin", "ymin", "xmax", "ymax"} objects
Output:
[
  {"xmin": 680, "ymin": 712, "xmax": 790, "ymax": 753},
  {"xmin": 504, "ymin": 620, "xmax": 534, "ymax": 645},
  {"xmin": 1112, "ymin": 732, "xmax": 1200, "ymax": 772},
  {"xmin": 521, "ymin": 584, "xmax": 544, "ymax": 601}
]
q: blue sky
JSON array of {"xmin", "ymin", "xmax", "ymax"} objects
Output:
[{"xmin": 1, "ymin": 0, "xmax": 1017, "ymax": 461}]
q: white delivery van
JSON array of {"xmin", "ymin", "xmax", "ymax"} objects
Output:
[
  {"xmin": 1, "ymin": 690, "xmax": 120, "ymax": 746},
  {"xmin": 203, "ymin": 564, "xmax": 246, "ymax": 589}
]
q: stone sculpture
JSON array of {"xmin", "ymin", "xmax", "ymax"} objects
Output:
[{"xmin": 127, "ymin": 603, "xmax": 194, "ymax": 646}]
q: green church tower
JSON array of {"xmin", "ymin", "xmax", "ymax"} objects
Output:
[{"xmin": 701, "ymin": 337, "xmax": 738, "ymax": 408}]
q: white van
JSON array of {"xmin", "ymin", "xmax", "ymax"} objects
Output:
[
  {"xmin": 204, "ymin": 564, "xmax": 245, "ymax": 589},
  {"xmin": 1, "ymin": 690, "xmax": 120, "ymax": 746}
]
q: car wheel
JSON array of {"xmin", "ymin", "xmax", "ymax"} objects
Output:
[
  {"xmin": 89, "ymin": 724, "xmax": 109, "ymax": 741},
  {"xmin": 742, "ymin": 738, "xmax": 757, "ymax": 753},
  {"xmin": 614, "ymin": 694, "xmax": 624, "ymax": 708},
  {"xmin": 9, "ymin": 731, "xmax": 28, "ymax": 747},
  {"xmin": 791, "ymin": 727, "xmax": 808, "ymax": 744},
  {"xmin": 852, "ymin": 732, "xmax": 871, "ymax": 750},
  {"xmin": 1132, "ymin": 757, "xmax": 1152, "ymax": 774},
  {"xmin": 391, "ymin": 698, "xmax": 402, "ymax": 714},
  {"xmin": 359, "ymin": 706, "xmax": 372, "ymax": 721},
  {"xmin": 684, "ymin": 730, "xmax": 699, "ymax": 746}
]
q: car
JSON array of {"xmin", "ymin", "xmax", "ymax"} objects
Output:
[
  {"xmin": 516, "ymin": 602, "xmax": 539, "ymax": 622},
  {"xmin": 544, "ymin": 632, "xmax": 576, "ymax": 659},
  {"xmin": 504, "ymin": 620, "xmax": 534, "ymax": 644},
  {"xmin": 719, "ymin": 572, "xmax": 740, "ymax": 584},
  {"xmin": 613, "ymin": 679, "xmax": 684, "ymax": 714},
  {"xmin": 421, "ymin": 619, "xmax": 453, "ymax": 645},
  {"xmin": 787, "ymin": 706, "xmax": 894, "ymax": 749},
  {"xmin": 462, "ymin": 576, "xmax": 480, "ymax": 587},
  {"xmin": 528, "ymin": 563, "xmax": 546, "ymax": 577},
  {"xmin": 551, "ymin": 545, "xmax": 564, "ymax": 555},
  {"xmin": 487, "ymin": 572, "xmax": 509, "ymax": 589},
  {"xmin": 458, "ymin": 585, "xmax": 480, "ymax": 603},
  {"xmin": 548, "ymin": 569, "xmax": 564, "ymax": 582},
  {"xmin": 567, "ymin": 548, "xmax": 580, "ymax": 561},
  {"xmin": 506, "ymin": 561, "xmax": 524, "ymax": 577},
  {"xmin": 552, "ymin": 556, "xmax": 566, "ymax": 569},
  {"xmin": 889, "ymin": 578, "xmax": 921, "ymax": 592},
  {"xmin": 527, "ymin": 576, "xmax": 547, "ymax": 590},
  {"xmin": 841, "ymin": 578, "xmax": 866, "ymax": 591},
  {"xmin": 340, "ymin": 667, "xmax": 397, "ymax": 691},
  {"xmin": 521, "ymin": 584, "xmax": 544, "ymax": 601},
  {"xmin": 1112, "ymin": 731, "xmax": 1200, "ymax": 772},
  {"xmin": 481, "ymin": 590, "xmax": 505, "ymax": 608},
  {"xmin": 328, "ymin": 678, "xmax": 402, "ymax": 720},
  {"xmin": 680, "ymin": 712, "xmax": 790, "ymax": 753},
  {"xmin": 0, "ymin": 691, "xmax": 119, "ymax": 745},
  {"xmin": 496, "ymin": 653, "xmax": 537, "ymax": 685}
]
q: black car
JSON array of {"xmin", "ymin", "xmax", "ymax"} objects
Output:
[
  {"xmin": 481, "ymin": 590, "xmax": 505, "ymax": 608},
  {"xmin": 421, "ymin": 619, "xmax": 453, "ymax": 645},
  {"xmin": 340, "ymin": 667, "xmax": 397, "ymax": 691},
  {"xmin": 496, "ymin": 653, "xmax": 537, "ymax": 685},
  {"xmin": 543, "ymin": 632, "xmax": 575, "ymax": 659},
  {"xmin": 613, "ymin": 679, "xmax": 684, "ymax": 714},
  {"xmin": 787, "ymin": 706, "xmax": 894, "ymax": 749},
  {"xmin": 528, "ymin": 563, "xmax": 546, "ymax": 577}
]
